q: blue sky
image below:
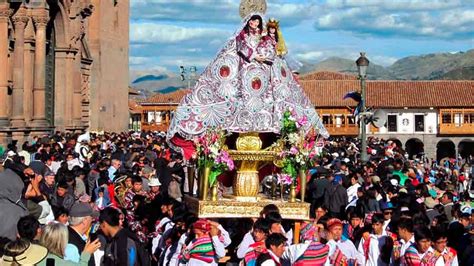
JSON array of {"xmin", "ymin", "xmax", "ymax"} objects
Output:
[{"xmin": 129, "ymin": 0, "xmax": 474, "ymax": 78}]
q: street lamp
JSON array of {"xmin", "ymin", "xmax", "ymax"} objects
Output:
[
  {"xmin": 356, "ymin": 52, "xmax": 369, "ymax": 163},
  {"xmin": 179, "ymin": 65, "xmax": 197, "ymax": 89}
]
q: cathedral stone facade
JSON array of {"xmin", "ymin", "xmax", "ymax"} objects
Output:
[{"xmin": 0, "ymin": 0, "xmax": 129, "ymax": 145}]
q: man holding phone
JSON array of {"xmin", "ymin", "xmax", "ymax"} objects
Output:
[{"xmin": 64, "ymin": 203, "xmax": 98, "ymax": 263}]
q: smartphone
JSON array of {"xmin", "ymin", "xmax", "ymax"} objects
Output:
[
  {"xmin": 46, "ymin": 258, "xmax": 55, "ymax": 266},
  {"xmin": 89, "ymin": 232, "xmax": 98, "ymax": 242}
]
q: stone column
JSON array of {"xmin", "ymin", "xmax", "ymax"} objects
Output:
[
  {"xmin": 31, "ymin": 14, "xmax": 49, "ymax": 127},
  {"xmin": 10, "ymin": 10, "xmax": 28, "ymax": 128},
  {"xmin": 73, "ymin": 52, "xmax": 83, "ymax": 127},
  {"xmin": 23, "ymin": 19, "xmax": 35, "ymax": 123},
  {"xmin": 0, "ymin": 6, "xmax": 10, "ymax": 127}
]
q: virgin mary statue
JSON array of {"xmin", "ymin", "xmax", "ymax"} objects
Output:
[{"xmin": 167, "ymin": 13, "xmax": 328, "ymax": 153}]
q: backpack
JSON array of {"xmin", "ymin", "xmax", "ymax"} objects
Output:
[{"xmin": 104, "ymin": 229, "xmax": 151, "ymax": 266}]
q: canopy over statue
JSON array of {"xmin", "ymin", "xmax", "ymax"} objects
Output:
[{"xmin": 166, "ymin": 2, "xmax": 329, "ymax": 150}]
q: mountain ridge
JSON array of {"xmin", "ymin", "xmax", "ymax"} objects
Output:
[{"xmin": 131, "ymin": 49, "xmax": 474, "ymax": 93}]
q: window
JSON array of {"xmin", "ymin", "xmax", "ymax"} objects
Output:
[
  {"xmin": 322, "ymin": 115, "xmax": 332, "ymax": 125},
  {"xmin": 347, "ymin": 115, "xmax": 356, "ymax": 125},
  {"xmin": 415, "ymin": 115, "xmax": 424, "ymax": 132},
  {"xmin": 335, "ymin": 115, "xmax": 342, "ymax": 128},
  {"xmin": 387, "ymin": 115, "xmax": 397, "ymax": 132},
  {"xmin": 454, "ymin": 113, "xmax": 463, "ymax": 127},
  {"xmin": 442, "ymin": 113, "xmax": 452, "ymax": 124}
]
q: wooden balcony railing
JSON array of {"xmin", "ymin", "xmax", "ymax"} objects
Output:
[
  {"xmin": 141, "ymin": 122, "xmax": 170, "ymax": 132},
  {"xmin": 439, "ymin": 108, "xmax": 474, "ymax": 135},
  {"xmin": 439, "ymin": 123, "xmax": 474, "ymax": 135},
  {"xmin": 323, "ymin": 124, "xmax": 359, "ymax": 136}
]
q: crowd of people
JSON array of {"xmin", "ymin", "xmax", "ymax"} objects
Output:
[{"xmin": 0, "ymin": 131, "xmax": 472, "ymax": 265}]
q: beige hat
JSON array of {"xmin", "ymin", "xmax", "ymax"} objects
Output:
[
  {"xmin": 371, "ymin": 175, "xmax": 381, "ymax": 183},
  {"xmin": 149, "ymin": 178, "xmax": 161, "ymax": 187},
  {"xmin": 2, "ymin": 242, "xmax": 47, "ymax": 265}
]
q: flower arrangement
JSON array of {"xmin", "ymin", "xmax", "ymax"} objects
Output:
[
  {"xmin": 278, "ymin": 109, "xmax": 321, "ymax": 180},
  {"xmin": 194, "ymin": 128, "xmax": 234, "ymax": 186}
]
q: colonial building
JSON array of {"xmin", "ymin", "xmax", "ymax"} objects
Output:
[
  {"xmin": 132, "ymin": 71, "xmax": 474, "ymax": 161},
  {"xmin": 0, "ymin": 0, "xmax": 129, "ymax": 145},
  {"xmin": 299, "ymin": 72, "xmax": 474, "ymax": 161}
]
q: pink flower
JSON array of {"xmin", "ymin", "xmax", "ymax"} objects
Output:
[
  {"xmin": 290, "ymin": 146, "xmax": 299, "ymax": 155},
  {"xmin": 277, "ymin": 174, "xmax": 293, "ymax": 185},
  {"xmin": 296, "ymin": 116, "xmax": 308, "ymax": 128},
  {"xmin": 227, "ymin": 159, "xmax": 235, "ymax": 171}
]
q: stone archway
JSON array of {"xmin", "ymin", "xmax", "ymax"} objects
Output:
[
  {"xmin": 405, "ymin": 138, "xmax": 424, "ymax": 159},
  {"xmin": 437, "ymin": 139, "xmax": 456, "ymax": 162},
  {"xmin": 458, "ymin": 139, "xmax": 474, "ymax": 159}
]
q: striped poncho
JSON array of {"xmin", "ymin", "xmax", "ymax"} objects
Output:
[
  {"xmin": 179, "ymin": 236, "xmax": 216, "ymax": 263},
  {"xmin": 293, "ymin": 242, "xmax": 330, "ymax": 266},
  {"xmin": 243, "ymin": 241, "xmax": 267, "ymax": 266},
  {"xmin": 401, "ymin": 244, "xmax": 434, "ymax": 266}
]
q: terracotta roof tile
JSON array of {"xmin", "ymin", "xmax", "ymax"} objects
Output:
[
  {"xmin": 142, "ymin": 89, "xmax": 191, "ymax": 104},
  {"xmin": 301, "ymin": 80, "xmax": 474, "ymax": 108},
  {"xmin": 138, "ymin": 80, "xmax": 474, "ymax": 109},
  {"xmin": 128, "ymin": 99, "xmax": 142, "ymax": 114},
  {"xmin": 300, "ymin": 71, "xmax": 358, "ymax": 81}
]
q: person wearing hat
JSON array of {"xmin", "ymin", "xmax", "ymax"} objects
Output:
[
  {"xmin": 381, "ymin": 202, "xmax": 395, "ymax": 233},
  {"xmin": 327, "ymin": 218, "xmax": 363, "ymax": 265},
  {"xmin": 140, "ymin": 166, "xmax": 155, "ymax": 192},
  {"xmin": 2, "ymin": 239, "xmax": 47, "ymax": 265},
  {"xmin": 147, "ymin": 178, "xmax": 161, "ymax": 201},
  {"xmin": 39, "ymin": 169, "xmax": 56, "ymax": 200},
  {"xmin": 179, "ymin": 219, "xmax": 225, "ymax": 265},
  {"xmin": 63, "ymin": 203, "xmax": 98, "ymax": 263}
]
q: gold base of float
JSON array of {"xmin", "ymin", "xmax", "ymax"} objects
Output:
[
  {"xmin": 229, "ymin": 132, "xmax": 278, "ymax": 199},
  {"xmin": 185, "ymin": 195, "xmax": 310, "ymax": 220},
  {"xmin": 189, "ymin": 133, "xmax": 310, "ymax": 219}
]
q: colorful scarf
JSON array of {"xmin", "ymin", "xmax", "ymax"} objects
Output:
[
  {"xmin": 429, "ymin": 248, "xmax": 457, "ymax": 266},
  {"xmin": 180, "ymin": 236, "xmax": 215, "ymax": 263},
  {"xmin": 244, "ymin": 241, "xmax": 267, "ymax": 266},
  {"xmin": 402, "ymin": 244, "xmax": 435, "ymax": 266},
  {"xmin": 330, "ymin": 247, "xmax": 348, "ymax": 266},
  {"xmin": 294, "ymin": 242, "xmax": 330, "ymax": 266}
]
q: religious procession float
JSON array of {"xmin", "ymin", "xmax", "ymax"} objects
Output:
[{"xmin": 166, "ymin": 0, "xmax": 329, "ymax": 240}]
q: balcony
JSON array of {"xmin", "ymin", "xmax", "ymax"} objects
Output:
[
  {"xmin": 324, "ymin": 124, "xmax": 359, "ymax": 136},
  {"xmin": 439, "ymin": 109, "xmax": 474, "ymax": 135},
  {"xmin": 141, "ymin": 122, "xmax": 170, "ymax": 132}
]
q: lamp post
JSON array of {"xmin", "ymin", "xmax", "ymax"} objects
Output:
[
  {"xmin": 356, "ymin": 52, "xmax": 369, "ymax": 163},
  {"xmin": 179, "ymin": 65, "xmax": 197, "ymax": 89}
]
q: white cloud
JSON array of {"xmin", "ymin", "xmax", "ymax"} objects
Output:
[
  {"xmin": 314, "ymin": 0, "xmax": 473, "ymax": 39},
  {"xmin": 325, "ymin": 0, "xmax": 463, "ymax": 11},
  {"xmin": 130, "ymin": 23, "xmax": 231, "ymax": 44},
  {"xmin": 369, "ymin": 55, "xmax": 399, "ymax": 67},
  {"xmin": 129, "ymin": 56, "xmax": 152, "ymax": 66},
  {"xmin": 296, "ymin": 51, "xmax": 325, "ymax": 61}
]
